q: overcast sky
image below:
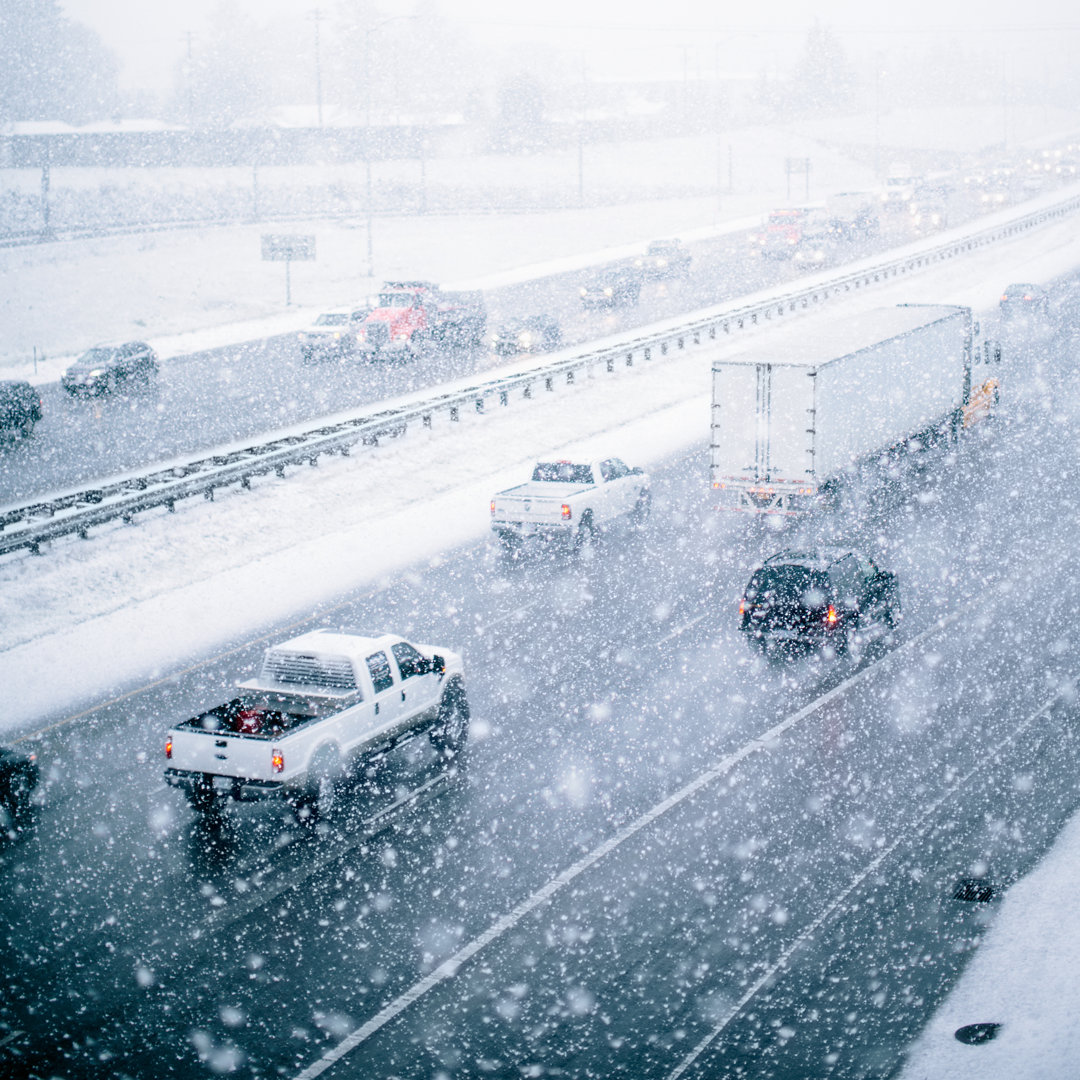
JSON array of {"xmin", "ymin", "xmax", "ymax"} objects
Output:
[{"xmin": 61, "ymin": 0, "xmax": 1080, "ymax": 91}]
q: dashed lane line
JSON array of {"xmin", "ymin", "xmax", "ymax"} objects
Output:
[{"xmin": 291, "ymin": 609, "xmax": 963, "ymax": 1080}]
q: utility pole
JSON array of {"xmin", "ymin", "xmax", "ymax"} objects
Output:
[
  {"xmin": 363, "ymin": 14, "xmax": 418, "ymax": 277},
  {"xmin": 183, "ymin": 31, "xmax": 195, "ymax": 126},
  {"xmin": 310, "ymin": 8, "xmax": 325, "ymax": 128}
]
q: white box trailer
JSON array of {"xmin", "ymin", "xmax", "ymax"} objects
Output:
[{"xmin": 710, "ymin": 304, "xmax": 1000, "ymax": 514}]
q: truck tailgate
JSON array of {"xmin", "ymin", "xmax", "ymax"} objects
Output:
[
  {"xmin": 168, "ymin": 728, "xmax": 275, "ymax": 782},
  {"xmin": 493, "ymin": 481, "xmax": 595, "ymax": 522}
]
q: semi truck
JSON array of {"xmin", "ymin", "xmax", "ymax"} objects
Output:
[
  {"xmin": 356, "ymin": 281, "xmax": 487, "ymax": 358},
  {"xmin": 709, "ymin": 304, "xmax": 1000, "ymax": 514}
]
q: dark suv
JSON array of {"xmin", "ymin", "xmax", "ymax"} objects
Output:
[
  {"xmin": 61, "ymin": 342, "xmax": 159, "ymax": 395},
  {"xmin": 0, "ymin": 380, "xmax": 42, "ymax": 438},
  {"xmin": 739, "ymin": 548, "xmax": 900, "ymax": 654}
]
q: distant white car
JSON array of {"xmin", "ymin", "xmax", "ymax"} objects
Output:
[{"xmin": 297, "ymin": 306, "xmax": 371, "ymax": 363}]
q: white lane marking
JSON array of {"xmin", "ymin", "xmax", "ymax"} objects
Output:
[
  {"xmin": 478, "ymin": 599, "xmax": 538, "ymax": 633},
  {"xmin": 656, "ymin": 613, "xmax": 708, "ymax": 646},
  {"xmin": 291, "ymin": 611, "xmax": 962, "ymax": 1080},
  {"xmin": 667, "ymin": 678, "xmax": 1072, "ymax": 1080}
]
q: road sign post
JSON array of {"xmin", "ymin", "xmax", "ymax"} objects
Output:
[{"xmin": 261, "ymin": 234, "xmax": 316, "ymax": 305}]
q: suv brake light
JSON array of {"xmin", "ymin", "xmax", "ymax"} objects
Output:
[
  {"xmin": 165, "ymin": 736, "xmax": 172, "ymax": 759},
  {"xmin": 561, "ymin": 504, "xmax": 572, "ymax": 520},
  {"xmin": 271, "ymin": 749, "xmax": 284, "ymax": 774},
  {"xmin": 826, "ymin": 605, "xmax": 839, "ymax": 625}
]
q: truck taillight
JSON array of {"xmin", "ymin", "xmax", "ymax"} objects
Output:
[
  {"xmin": 272, "ymin": 749, "xmax": 284, "ymax": 774},
  {"xmin": 490, "ymin": 499, "xmax": 496, "ymax": 516},
  {"xmin": 738, "ymin": 599, "xmax": 746, "ymax": 616},
  {"xmin": 826, "ymin": 605, "xmax": 838, "ymax": 625},
  {"xmin": 561, "ymin": 503, "xmax": 572, "ymax": 520},
  {"xmin": 165, "ymin": 736, "xmax": 172, "ymax": 759}
]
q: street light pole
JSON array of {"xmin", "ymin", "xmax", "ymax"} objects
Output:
[
  {"xmin": 310, "ymin": 8, "xmax": 325, "ymax": 128},
  {"xmin": 363, "ymin": 14, "xmax": 417, "ymax": 279}
]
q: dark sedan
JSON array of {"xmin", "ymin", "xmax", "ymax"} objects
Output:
[
  {"xmin": 0, "ymin": 379, "xmax": 42, "ymax": 438},
  {"xmin": 578, "ymin": 265, "xmax": 643, "ymax": 308},
  {"xmin": 492, "ymin": 315, "xmax": 562, "ymax": 357},
  {"xmin": 0, "ymin": 746, "xmax": 39, "ymax": 835},
  {"xmin": 739, "ymin": 548, "xmax": 900, "ymax": 656},
  {"xmin": 61, "ymin": 341, "xmax": 159, "ymax": 395},
  {"xmin": 999, "ymin": 282, "xmax": 1050, "ymax": 320}
]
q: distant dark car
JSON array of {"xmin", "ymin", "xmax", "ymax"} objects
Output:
[
  {"xmin": 579, "ymin": 265, "xmax": 643, "ymax": 308},
  {"xmin": 0, "ymin": 380, "xmax": 42, "ymax": 438},
  {"xmin": 61, "ymin": 342, "xmax": 158, "ymax": 395},
  {"xmin": 0, "ymin": 746, "xmax": 39, "ymax": 834},
  {"xmin": 635, "ymin": 238, "xmax": 692, "ymax": 279},
  {"xmin": 492, "ymin": 315, "xmax": 562, "ymax": 357},
  {"xmin": 739, "ymin": 548, "xmax": 900, "ymax": 655},
  {"xmin": 999, "ymin": 282, "xmax": 1050, "ymax": 320}
]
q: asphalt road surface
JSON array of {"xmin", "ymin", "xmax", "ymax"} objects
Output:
[{"xmin": 1, "ymin": 289, "xmax": 1078, "ymax": 1078}]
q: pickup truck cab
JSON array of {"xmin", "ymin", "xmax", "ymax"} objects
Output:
[
  {"xmin": 490, "ymin": 458, "xmax": 651, "ymax": 550},
  {"xmin": 164, "ymin": 629, "xmax": 468, "ymax": 820}
]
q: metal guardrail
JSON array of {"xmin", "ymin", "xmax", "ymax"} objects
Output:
[{"xmin": 4, "ymin": 190, "xmax": 1080, "ymax": 559}]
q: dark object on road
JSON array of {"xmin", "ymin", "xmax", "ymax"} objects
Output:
[
  {"xmin": 0, "ymin": 745, "xmax": 39, "ymax": 833},
  {"xmin": 739, "ymin": 548, "xmax": 900, "ymax": 655},
  {"xmin": 954, "ymin": 1022, "xmax": 1002, "ymax": 1045},
  {"xmin": 62, "ymin": 342, "xmax": 158, "ymax": 395},
  {"xmin": 0, "ymin": 380, "xmax": 42, "ymax": 438},
  {"xmin": 634, "ymin": 238, "xmax": 692, "ymax": 279},
  {"xmin": 492, "ymin": 315, "xmax": 562, "ymax": 357},
  {"xmin": 578, "ymin": 264, "xmax": 643, "ymax": 308},
  {"xmin": 999, "ymin": 282, "xmax": 1050, "ymax": 320}
]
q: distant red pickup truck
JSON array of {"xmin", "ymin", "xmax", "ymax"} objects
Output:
[{"xmin": 356, "ymin": 280, "xmax": 487, "ymax": 358}]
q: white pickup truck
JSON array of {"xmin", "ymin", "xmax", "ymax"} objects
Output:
[
  {"xmin": 164, "ymin": 629, "xmax": 468, "ymax": 820},
  {"xmin": 490, "ymin": 458, "xmax": 651, "ymax": 550}
]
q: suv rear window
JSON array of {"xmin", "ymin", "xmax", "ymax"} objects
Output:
[{"xmin": 747, "ymin": 566, "xmax": 829, "ymax": 607}]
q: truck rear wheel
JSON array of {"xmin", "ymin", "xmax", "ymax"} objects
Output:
[
  {"xmin": 186, "ymin": 779, "xmax": 220, "ymax": 816},
  {"xmin": 573, "ymin": 511, "xmax": 596, "ymax": 551},
  {"xmin": 432, "ymin": 681, "xmax": 470, "ymax": 760},
  {"xmin": 296, "ymin": 748, "xmax": 343, "ymax": 823}
]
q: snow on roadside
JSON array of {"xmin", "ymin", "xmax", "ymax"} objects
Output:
[{"xmin": 899, "ymin": 789, "xmax": 1080, "ymax": 1080}]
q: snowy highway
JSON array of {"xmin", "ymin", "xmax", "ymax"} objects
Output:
[
  {"xmin": 4, "ymin": 311, "xmax": 1080, "ymax": 1077},
  {"xmin": 0, "ymin": 204, "xmax": 950, "ymax": 506}
]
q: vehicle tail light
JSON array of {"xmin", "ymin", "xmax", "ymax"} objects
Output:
[
  {"xmin": 490, "ymin": 499, "xmax": 496, "ymax": 516},
  {"xmin": 1000, "ymin": 294, "xmax": 1008, "ymax": 302},
  {"xmin": 561, "ymin": 504, "xmax": 572, "ymax": 520},
  {"xmin": 165, "ymin": 737, "xmax": 172, "ymax": 759},
  {"xmin": 271, "ymin": 749, "xmax": 284, "ymax": 774},
  {"xmin": 738, "ymin": 599, "xmax": 746, "ymax": 616},
  {"xmin": 826, "ymin": 605, "xmax": 839, "ymax": 625}
]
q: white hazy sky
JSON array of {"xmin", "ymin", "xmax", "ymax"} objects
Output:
[{"xmin": 61, "ymin": 0, "xmax": 1080, "ymax": 90}]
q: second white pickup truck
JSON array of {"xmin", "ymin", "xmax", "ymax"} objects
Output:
[
  {"xmin": 164, "ymin": 629, "xmax": 468, "ymax": 820},
  {"xmin": 490, "ymin": 458, "xmax": 651, "ymax": 550}
]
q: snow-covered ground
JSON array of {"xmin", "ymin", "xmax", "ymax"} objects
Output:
[
  {"xmin": 5, "ymin": 105, "xmax": 1079, "ymax": 378},
  {"xmin": 6, "ymin": 106, "xmax": 1080, "ymax": 1076}
]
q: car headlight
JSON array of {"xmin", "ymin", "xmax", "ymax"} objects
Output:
[
  {"xmin": 517, "ymin": 331, "xmax": 533, "ymax": 346},
  {"xmin": 332, "ymin": 332, "xmax": 341, "ymax": 339},
  {"xmin": 579, "ymin": 287, "xmax": 587, "ymax": 296},
  {"xmin": 604, "ymin": 287, "xmax": 614, "ymax": 296},
  {"xmin": 88, "ymin": 368, "xmax": 106, "ymax": 377},
  {"xmin": 655, "ymin": 257, "xmax": 668, "ymax": 267}
]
